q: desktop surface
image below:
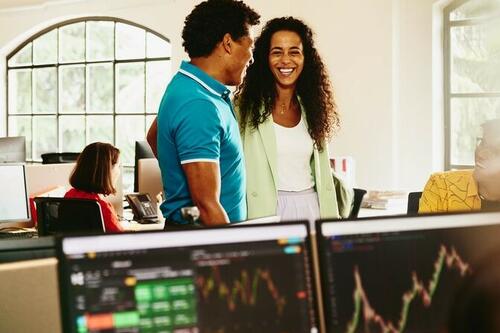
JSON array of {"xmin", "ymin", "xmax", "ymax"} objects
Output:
[
  {"xmin": 58, "ymin": 222, "xmax": 317, "ymax": 333},
  {"xmin": 119, "ymin": 205, "xmax": 165, "ymax": 231},
  {"xmin": 316, "ymin": 211, "xmax": 500, "ymax": 333}
]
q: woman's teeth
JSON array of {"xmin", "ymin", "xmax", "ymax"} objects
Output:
[{"xmin": 279, "ymin": 68, "xmax": 294, "ymax": 75}]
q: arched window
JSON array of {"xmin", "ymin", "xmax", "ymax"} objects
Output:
[
  {"xmin": 444, "ymin": 0, "xmax": 500, "ymax": 169},
  {"xmin": 7, "ymin": 17, "xmax": 171, "ymax": 188}
]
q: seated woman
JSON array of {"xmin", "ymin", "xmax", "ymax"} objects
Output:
[
  {"xmin": 419, "ymin": 119, "xmax": 500, "ymax": 213},
  {"xmin": 65, "ymin": 142, "xmax": 124, "ymax": 232}
]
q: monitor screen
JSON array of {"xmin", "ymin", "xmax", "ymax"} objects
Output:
[
  {"xmin": 317, "ymin": 211, "xmax": 500, "ymax": 333},
  {"xmin": 58, "ymin": 223, "xmax": 318, "ymax": 333},
  {"xmin": 0, "ymin": 136, "xmax": 26, "ymax": 163},
  {"xmin": 0, "ymin": 164, "xmax": 31, "ymax": 227}
]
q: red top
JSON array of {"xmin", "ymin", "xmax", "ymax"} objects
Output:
[{"xmin": 64, "ymin": 188, "xmax": 123, "ymax": 233}]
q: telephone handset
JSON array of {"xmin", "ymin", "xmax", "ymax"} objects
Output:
[{"xmin": 125, "ymin": 193, "xmax": 160, "ymax": 224}]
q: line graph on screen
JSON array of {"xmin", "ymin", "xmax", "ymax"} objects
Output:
[
  {"xmin": 346, "ymin": 244, "xmax": 471, "ymax": 333},
  {"xmin": 196, "ymin": 265, "xmax": 287, "ymax": 315}
]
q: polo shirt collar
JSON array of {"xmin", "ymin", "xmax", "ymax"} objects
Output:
[{"xmin": 178, "ymin": 61, "xmax": 230, "ymax": 100}]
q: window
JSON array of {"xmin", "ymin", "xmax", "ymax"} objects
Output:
[
  {"xmin": 444, "ymin": 0, "xmax": 500, "ymax": 169},
  {"xmin": 6, "ymin": 17, "xmax": 171, "ymax": 190}
]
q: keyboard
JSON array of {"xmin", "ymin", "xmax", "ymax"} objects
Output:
[{"xmin": 0, "ymin": 231, "xmax": 38, "ymax": 239}]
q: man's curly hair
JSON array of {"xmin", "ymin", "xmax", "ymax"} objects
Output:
[
  {"xmin": 234, "ymin": 17, "xmax": 340, "ymax": 151},
  {"xmin": 182, "ymin": 0, "xmax": 260, "ymax": 58}
]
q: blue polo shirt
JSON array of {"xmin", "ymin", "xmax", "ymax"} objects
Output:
[{"xmin": 156, "ymin": 61, "xmax": 247, "ymax": 224}]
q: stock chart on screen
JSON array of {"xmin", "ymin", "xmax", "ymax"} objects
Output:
[
  {"xmin": 317, "ymin": 212, "xmax": 500, "ymax": 333},
  {"xmin": 59, "ymin": 223, "xmax": 318, "ymax": 333}
]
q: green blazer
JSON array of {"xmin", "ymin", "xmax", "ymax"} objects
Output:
[{"xmin": 239, "ymin": 106, "xmax": 346, "ymax": 220}]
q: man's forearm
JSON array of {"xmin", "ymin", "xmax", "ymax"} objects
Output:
[
  {"xmin": 182, "ymin": 161, "xmax": 228, "ymax": 226},
  {"xmin": 195, "ymin": 199, "xmax": 229, "ymax": 226}
]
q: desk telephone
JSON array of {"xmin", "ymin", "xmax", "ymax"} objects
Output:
[{"xmin": 125, "ymin": 193, "xmax": 160, "ymax": 224}]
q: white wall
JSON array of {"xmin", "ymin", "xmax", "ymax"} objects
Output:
[
  {"xmin": 290, "ymin": 0, "xmax": 441, "ymax": 191},
  {"xmin": 0, "ymin": 0, "xmax": 443, "ymax": 191}
]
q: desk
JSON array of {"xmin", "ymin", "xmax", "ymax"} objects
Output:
[
  {"xmin": 120, "ymin": 219, "xmax": 165, "ymax": 231},
  {"xmin": 358, "ymin": 206, "xmax": 407, "ymax": 218}
]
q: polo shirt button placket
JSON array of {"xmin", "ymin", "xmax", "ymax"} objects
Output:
[{"xmin": 221, "ymin": 90, "xmax": 231, "ymax": 103}]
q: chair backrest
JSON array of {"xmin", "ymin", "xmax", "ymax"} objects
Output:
[
  {"xmin": 41, "ymin": 152, "xmax": 80, "ymax": 164},
  {"xmin": 34, "ymin": 197, "xmax": 105, "ymax": 236},
  {"xmin": 407, "ymin": 191, "xmax": 423, "ymax": 215},
  {"xmin": 349, "ymin": 188, "xmax": 367, "ymax": 219}
]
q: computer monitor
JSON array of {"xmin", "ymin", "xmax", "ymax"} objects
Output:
[
  {"xmin": 58, "ymin": 222, "xmax": 318, "ymax": 333},
  {"xmin": 316, "ymin": 211, "xmax": 500, "ymax": 333},
  {"xmin": 138, "ymin": 158, "xmax": 163, "ymax": 206},
  {"xmin": 0, "ymin": 164, "xmax": 32, "ymax": 229},
  {"xmin": 0, "ymin": 136, "xmax": 26, "ymax": 163},
  {"xmin": 134, "ymin": 141, "xmax": 155, "ymax": 192},
  {"xmin": 25, "ymin": 163, "xmax": 74, "ymax": 196},
  {"xmin": 25, "ymin": 162, "xmax": 124, "ymax": 217}
]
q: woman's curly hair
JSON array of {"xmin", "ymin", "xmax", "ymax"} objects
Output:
[{"xmin": 234, "ymin": 17, "xmax": 339, "ymax": 151}]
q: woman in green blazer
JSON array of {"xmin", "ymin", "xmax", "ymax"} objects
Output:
[{"xmin": 235, "ymin": 17, "xmax": 345, "ymax": 222}]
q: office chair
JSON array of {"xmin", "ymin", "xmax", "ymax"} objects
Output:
[
  {"xmin": 41, "ymin": 152, "xmax": 80, "ymax": 164},
  {"xmin": 34, "ymin": 197, "xmax": 105, "ymax": 236},
  {"xmin": 407, "ymin": 191, "xmax": 423, "ymax": 216},
  {"xmin": 349, "ymin": 188, "xmax": 367, "ymax": 219}
]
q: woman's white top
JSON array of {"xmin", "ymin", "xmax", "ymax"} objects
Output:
[{"xmin": 273, "ymin": 116, "xmax": 315, "ymax": 191}]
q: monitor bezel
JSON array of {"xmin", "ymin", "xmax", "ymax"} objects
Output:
[
  {"xmin": 316, "ymin": 210, "xmax": 500, "ymax": 237},
  {"xmin": 0, "ymin": 163, "xmax": 32, "ymax": 228},
  {"xmin": 57, "ymin": 221, "xmax": 320, "ymax": 333},
  {"xmin": 315, "ymin": 210, "xmax": 500, "ymax": 331}
]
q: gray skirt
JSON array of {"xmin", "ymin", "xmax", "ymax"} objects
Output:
[{"xmin": 277, "ymin": 187, "xmax": 320, "ymax": 224}]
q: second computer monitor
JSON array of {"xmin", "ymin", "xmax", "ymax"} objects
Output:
[
  {"xmin": 134, "ymin": 141, "xmax": 155, "ymax": 192},
  {"xmin": 58, "ymin": 222, "xmax": 318, "ymax": 333},
  {"xmin": 316, "ymin": 211, "xmax": 500, "ymax": 333},
  {"xmin": 0, "ymin": 136, "xmax": 26, "ymax": 163}
]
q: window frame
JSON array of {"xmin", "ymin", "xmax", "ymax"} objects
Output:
[
  {"xmin": 5, "ymin": 16, "xmax": 171, "ymax": 166},
  {"xmin": 443, "ymin": 0, "xmax": 500, "ymax": 170}
]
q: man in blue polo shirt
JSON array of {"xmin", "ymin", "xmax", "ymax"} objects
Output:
[{"xmin": 155, "ymin": 0, "xmax": 260, "ymax": 226}]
